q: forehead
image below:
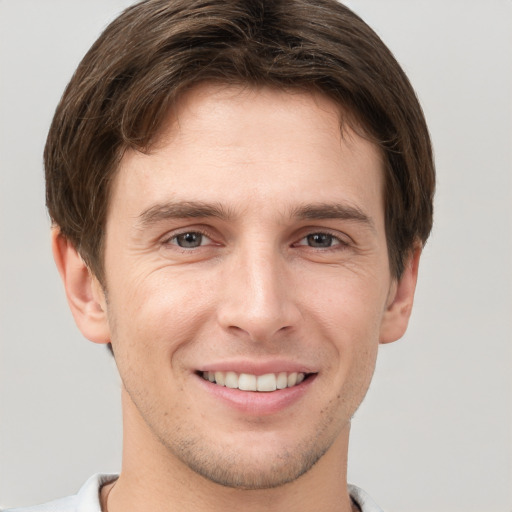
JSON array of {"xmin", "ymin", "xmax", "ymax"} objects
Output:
[{"xmin": 110, "ymin": 84, "xmax": 384, "ymax": 224}]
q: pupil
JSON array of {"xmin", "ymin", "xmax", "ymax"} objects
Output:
[
  {"xmin": 178, "ymin": 232, "xmax": 202, "ymax": 248},
  {"xmin": 308, "ymin": 233, "xmax": 332, "ymax": 247}
]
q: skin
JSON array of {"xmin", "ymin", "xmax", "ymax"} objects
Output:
[{"xmin": 53, "ymin": 84, "xmax": 420, "ymax": 512}]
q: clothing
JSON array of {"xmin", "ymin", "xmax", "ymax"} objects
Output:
[
  {"xmin": 3, "ymin": 475, "xmax": 117, "ymax": 512},
  {"xmin": 5, "ymin": 474, "xmax": 384, "ymax": 512},
  {"xmin": 348, "ymin": 484, "xmax": 384, "ymax": 512}
]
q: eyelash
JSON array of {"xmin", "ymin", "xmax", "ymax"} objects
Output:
[
  {"xmin": 162, "ymin": 229, "xmax": 349, "ymax": 251},
  {"xmin": 294, "ymin": 232, "xmax": 349, "ymax": 250},
  {"xmin": 163, "ymin": 229, "xmax": 214, "ymax": 250}
]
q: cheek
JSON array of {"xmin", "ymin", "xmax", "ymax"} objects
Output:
[
  {"xmin": 321, "ymin": 281, "xmax": 382, "ymax": 408},
  {"xmin": 301, "ymin": 270, "xmax": 386, "ymax": 385},
  {"xmin": 304, "ymin": 268, "xmax": 389, "ymax": 336},
  {"xmin": 107, "ymin": 267, "xmax": 218, "ymax": 358}
]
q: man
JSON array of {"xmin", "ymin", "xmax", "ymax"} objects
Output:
[{"xmin": 6, "ymin": 0, "xmax": 434, "ymax": 511}]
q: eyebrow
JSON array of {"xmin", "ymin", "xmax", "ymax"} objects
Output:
[
  {"xmin": 136, "ymin": 200, "xmax": 375, "ymax": 231},
  {"xmin": 136, "ymin": 201, "xmax": 232, "ymax": 228},
  {"xmin": 291, "ymin": 203, "xmax": 375, "ymax": 231}
]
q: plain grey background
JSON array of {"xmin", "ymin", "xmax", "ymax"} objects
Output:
[{"xmin": 1, "ymin": 1, "xmax": 511, "ymax": 510}]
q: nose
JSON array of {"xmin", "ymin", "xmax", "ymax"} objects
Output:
[{"xmin": 217, "ymin": 244, "xmax": 301, "ymax": 343}]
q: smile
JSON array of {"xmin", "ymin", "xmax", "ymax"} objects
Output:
[{"xmin": 200, "ymin": 371, "xmax": 307, "ymax": 392}]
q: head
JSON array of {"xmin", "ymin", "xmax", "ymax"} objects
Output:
[
  {"xmin": 47, "ymin": 0, "xmax": 435, "ymax": 493},
  {"xmin": 45, "ymin": 0, "xmax": 434, "ymax": 284}
]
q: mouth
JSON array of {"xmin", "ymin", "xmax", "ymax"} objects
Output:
[{"xmin": 198, "ymin": 370, "xmax": 311, "ymax": 392}]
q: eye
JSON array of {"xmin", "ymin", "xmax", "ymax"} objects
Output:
[
  {"xmin": 297, "ymin": 233, "xmax": 343, "ymax": 248},
  {"xmin": 170, "ymin": 231, "xmax": 212, "ymax": 248}
]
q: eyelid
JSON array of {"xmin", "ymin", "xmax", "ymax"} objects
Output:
[
  {"xmin": 171, "ymin": 233, "xmax": 212, "ymax": 247},
  {"xmin": 293, "ymin": 228, "xmax": 352, "ymax": 247},
  {"xmin": 160, "ymin": 226, "xmax": 218, "ymax": 247}
]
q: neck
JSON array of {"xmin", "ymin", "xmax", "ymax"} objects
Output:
[{"xmin": 108, "ymin": 390, "xmax": 355, "ymax": 512}]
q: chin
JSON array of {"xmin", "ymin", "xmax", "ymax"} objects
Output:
[{"xmin": 167, "ymin": 430, "xmax": 332, "ymax": 490}]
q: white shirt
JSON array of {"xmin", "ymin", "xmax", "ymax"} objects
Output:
[{"xmin": 4, "ymin": 474, "xmax": 384, "ymax": 512}]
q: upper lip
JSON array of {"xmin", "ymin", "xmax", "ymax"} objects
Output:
[{"xmin": 196, "ymin": 359, "xmax": 317, "ymax": 376}]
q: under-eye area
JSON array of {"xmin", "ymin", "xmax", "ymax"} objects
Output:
[{"xmin": 198, "ymin": 371, "xmax": 315, "ymax": 392}]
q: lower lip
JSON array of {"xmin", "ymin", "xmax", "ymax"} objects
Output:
[{"xmin": 195, "ymin": 374, "xmax": 316, "ymax": 416}]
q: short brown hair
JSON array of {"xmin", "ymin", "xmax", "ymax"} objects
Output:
[{"xmin": 45, "ymin": 0, "xmax": 435, "ymax": 281}]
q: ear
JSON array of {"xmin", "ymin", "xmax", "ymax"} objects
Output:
[
  {"xmin": 51, "ymin": 227, "xmax": 110, "ymax": 344},
  {"xmin": 379, "ymin": 247, "xmax": 421, "ymax": 344}
]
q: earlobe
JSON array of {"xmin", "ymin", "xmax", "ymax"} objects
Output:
[
  {"xmin": 51, "ymin": 228, "xmax": 111, "ymax": 344},
  {"xmin": 379, "ymin": 247, "xmax": 422, "ymax": 344}
]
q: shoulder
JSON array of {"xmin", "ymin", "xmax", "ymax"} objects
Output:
[
  {"xmin": 348, "ymin": 484, "xmax": 385, "ymax": 512},
  {"xmin": 3, "ymin": 474, "xmax": 118, "ymax": 512}
]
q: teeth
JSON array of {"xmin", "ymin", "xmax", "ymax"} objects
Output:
[
  {"xmin": 257, "ymin": 373, "xmax": 276, "ymax": 392},
  {"xmin": 238, "ymin": 373, "xmax": 257, "ymax": 391},
  {"xmin": 287, "ymin": 372, "xmax": 297, "ymax": 387},
  {"xmin": 276, "ymin": 372, "xmax": 288, "ymax": 389},
  {"xmin": 201, "ymin": 371, "xmax": 307, "ymax": 392},
  {"xmin": 214, "ymin": 371, "xmax": 225, "ymax": 386},
  {"xmin": 225, "ymin": 371, "xmax": 238, "ymax": 389}
]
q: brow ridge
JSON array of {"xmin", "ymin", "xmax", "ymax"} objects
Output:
[
  {"xmin": 291, "ymin": 202, "xmax": 375, "ymax": 230},
  {"xmin": 136, "ymin": 200, "xmax": 375, "ymax": 231},
  {"xmin": 137, "ymin": 201, "xmax": 232, "ymax": 228}
]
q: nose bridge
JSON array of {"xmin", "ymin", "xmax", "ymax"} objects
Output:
[{"xmin": 218, "ymin": 237, "xmax": 298, "ymax": 340}]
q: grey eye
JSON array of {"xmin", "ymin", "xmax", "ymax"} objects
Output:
[
  {"xmin": 174, "ymin": 232, "xmax": 204, "ymax": 248},
  {"xmin": 306, "ymin": 233, "xmax": 337, "ymax": 248}
]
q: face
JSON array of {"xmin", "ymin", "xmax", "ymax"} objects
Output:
[{"xmin": 97, "ymin": 84, "xmax": 399, "ymax": 488}]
